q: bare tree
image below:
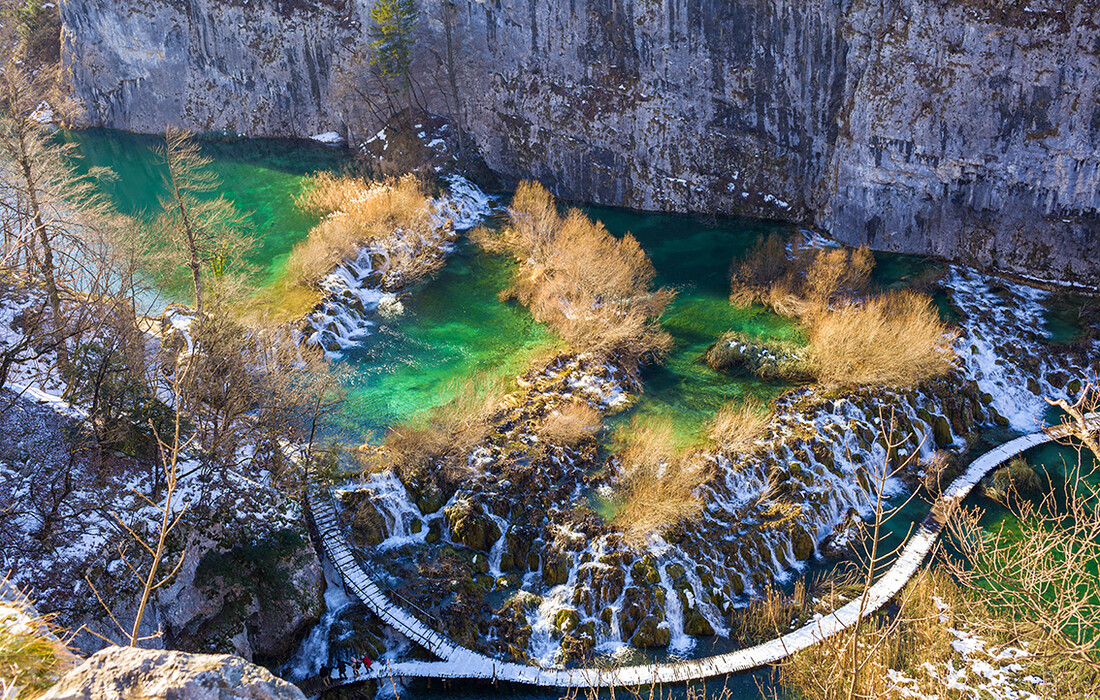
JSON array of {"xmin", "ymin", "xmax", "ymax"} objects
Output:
[
  {"xmin": 0, "ymin": 47, "xmax": 105, "ymax": 375},
  {"xmin": 86, "ymin": 368, "xmax": 193, "ymax": 647},
  {"xmin": 1047, "ymin": 380, "xmax": 1100, "ymax": 463},
  {"xmin": 150, "ymin": 127, "xmax": 253, "ymax": 319}
]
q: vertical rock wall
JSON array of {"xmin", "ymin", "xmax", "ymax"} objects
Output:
[{"xmin": 59, "ymin": 0, "xmax": 1100, "ymax": 285}]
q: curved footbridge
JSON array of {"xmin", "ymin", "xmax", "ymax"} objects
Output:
[{"xmin": 304, "ymin": 415, "xmax": 1099, "ymax": 690}]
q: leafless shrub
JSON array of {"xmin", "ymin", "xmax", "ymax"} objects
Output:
[
  {"xmin": 807, "ymin": 290, "xmax": 957, "ymax": 388},
  {"xmin": 482, "ymin": 182, "xmax": 675, "ymax": 365}
]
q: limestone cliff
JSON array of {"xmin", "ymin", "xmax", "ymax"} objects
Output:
[{"xmin": 60, "ymin": 0, "xmax": 1099, "ymax": 285}]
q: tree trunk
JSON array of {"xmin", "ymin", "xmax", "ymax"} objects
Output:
[{"xmin": 16, "ymin": 129, "xmax": 70, "ymax": 375}]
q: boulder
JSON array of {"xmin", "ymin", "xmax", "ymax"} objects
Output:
[
  {"xmin": 444, "ymin": 500, "xmax": 501, "ymax": 553},
  {"xmin": 41, "ymin": 646, "xmax": 305, "ymax": 700},
  {"xmin": 791, "ymin": 526, "xmax": 815, "ymax": 561},
  {"xmin": 542, "ymin": 550, "xmax": 570, "ymax": 587},
  {"xmin": 629, "ymin": 615, "xmax": 671, "ymax": 648},
  {"xmin": 683, "ymin": 609, "xmax": 715, "ymax": 637},
  {"xmin": 932, "ymin": 415, "xmax": 953, "ymax": 448}
]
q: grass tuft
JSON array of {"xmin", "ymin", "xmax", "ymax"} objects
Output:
[{"xmin": 610, "ymin": 416, "xmax": 707, "ymax": 544}]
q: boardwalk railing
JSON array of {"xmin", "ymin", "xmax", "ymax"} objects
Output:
[{"xmin": 306, "ymin": 415, "xmax": 1099, "ymax": 689}]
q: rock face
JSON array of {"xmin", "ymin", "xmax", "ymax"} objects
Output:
[
  {"xmin": 41, "ymin": 646, "xmax": 305, "ymax": 700},
  {"xmin": 60, "ymin": 0, "xmax": 358, "ymax": 137},
  {"xmin": 60, "ymin": 0, "xmax": 1100, "ymax": 285}
]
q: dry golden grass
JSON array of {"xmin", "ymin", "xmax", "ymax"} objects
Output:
[
  {"xmin": 287, "ymin": 173, "xmax": 435, "ymax": 287},
  {"xmin": 537, "ymin": 400, "xmax": 603, "ymax": 448},
  {"xmin": 364, "ymin": 370, "xmax": 511, "ymax": 482},
  {"xmin": 807, "ymin": 290, "xmax": 957, "ymax": 388},
  {"xmin": 484, "ymin": 182, "xmax": 675, "ymax": 364},
  {"xmin": 610, "ymin": 416, "xmax": 706, "ymax": 544},
  {"xmin": 733, "ymin": 577, "xmax": 809, "ymax": 646},
  {"xmin": 1, "ymin": 598, "xmax": 74, "ymax": 699},
  {"xmin": 778, "ymin": 567, "xmax": 966, "ymax": 700},
  {"xmin": 706, "ymin": 396, "xmax": 771, "ymax": 453}
]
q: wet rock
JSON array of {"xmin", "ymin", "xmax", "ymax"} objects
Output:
[
  {"xmin": 444, "ymin": 499, "xmax": 501, "ymax": 553},
  {"xmin": 631, "ymin": 557, "xmax": 660, "ymax": 585},
  {"xmin": 684, "ymin": 608, "xmax": 715, "ymax": 637},
  {"xmin": 932, "ymin": 415, "xmax": 953, "ymax": 448},
  {"xmin": 820, "ymin": 508, "xmax": 862, "ymax": 558},
  {"xmin": 342, "ymin": 494, "xmax": 385, "ymax": 547},
  {"xmin": 542, "ymin": 550, "xmax": 569, "ymax": 587},
  {"xmin": 791, "ymin": 526, "xmax": 815, "ymax": 561},
  {"xmin": 425, "ymin": 519, "xmax": 442, "ymax": 544},
  {"xmin": 554, "ymin": 608, "xmax": 580, "ymax": 634},
  {"xmin": 416, "ymin": 483, "xmax": 444, "ymax": 515},
  {"xmin": 629, "ymin": 615, "xmax": 671, "ymax": 648}
]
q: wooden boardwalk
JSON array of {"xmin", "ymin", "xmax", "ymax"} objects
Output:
[{"xmin": 305, "ymin": 415, "xmax": 1099, "ymax": 689}]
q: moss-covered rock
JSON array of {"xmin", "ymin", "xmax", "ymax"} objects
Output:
[
  {"xmin": 554, "ymin": 608, "xmax": 580, "ymax": 634},
  {"xmin": 542, "ymin": 550, "xmax": 569, "ymax": 587},
  {"xmin": 684, "ymin": 609, "xmax": 714, "ymax": 637},
  {"xmin": 932, "ymin": 414, "xmax": 953, "ymax": 448},
  {"xmin": 791, "ymin": 526, "xmax": 815, "ymax": 561},
  {"xmin": 629, "ymin": 615, "xmax": 671, "ymax": 648},
  {"xmin": 444, "ymin": 499, "xmax": 501, "ymax": 553}
]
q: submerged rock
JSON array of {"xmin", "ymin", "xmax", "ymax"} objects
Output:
[{"xmin": 704, "ymin": 332, "xmax": 811, "ymax": 381}]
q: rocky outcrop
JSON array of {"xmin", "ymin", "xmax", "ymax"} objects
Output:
[
  {"xmin": 60, "ymin": 0, "xmax": 1100, "ymax": 283},
  {"xmin": 41, "ymin": 646, "xmax": 305, "ymax": 700},
  {"xmin": 60, "ymin": 0, "xmax": 358, "ymax": 137}
]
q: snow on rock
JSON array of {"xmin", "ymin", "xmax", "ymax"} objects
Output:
[{"xmin": 310, "ymin": 131, "xmax": 345, "ymax": 145}]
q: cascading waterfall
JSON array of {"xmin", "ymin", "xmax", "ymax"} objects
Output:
[
  {"xmin": 657, "ymin": 563, "xmax": 693, "ymax": 655},
  {"xmin": 283, "ymin": 563, "xmax": 356, "ymax": 682},
  {"xmin": 307, "ymin": 176, "xmax": 497, "ymax": 358},
  {"xmin": 947, "ymin": 268, "xmax": 1085, "ymax": 431}
]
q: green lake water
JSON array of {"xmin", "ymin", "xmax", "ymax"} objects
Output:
[
  {"xmin": 63, "ymin": 130, "xmax": 805, "ymax": 447},
  {"xmin": 60, "ymin": 128, "xmax": 347, "ymax": 283},
  {"xmin": 67, "ymin": 129, "xmax": 1098, "ymax": 699}
]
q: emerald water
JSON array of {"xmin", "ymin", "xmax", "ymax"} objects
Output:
[
  {"xmin": 60, "ymin": 128, "xmax": 347, "ymax": 282},
  {"xmin": 67, "ymin": 129, "xmax": 1097, "ymax": 699}
]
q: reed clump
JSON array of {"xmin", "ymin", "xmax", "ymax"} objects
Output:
[
  {"xmin": 537, "ymin": 400, "xmax": 603, "ymax": 448},
  {"xmin": 729, "ymin": 235, "xmax": 955, "ymax": 388},
  {"xmin": 477, "ymin": 182, "xmax": 675, "ymax": 366},
  {"xmin": 778, "ymin": 567, "xmax": 965, "ymax": 700},
  {"xmin": 732, "ymin": 577, "xmax": 810, "ymax": 646},
  {"xmin": 706, "ymin": 396, "xmax": 772, "ymax": 453},
  {"xmin": 610, "ymin": 416, "xmax": 707, "ymax": 544}
]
